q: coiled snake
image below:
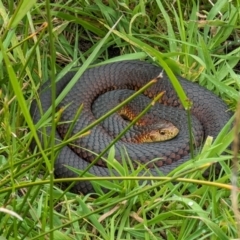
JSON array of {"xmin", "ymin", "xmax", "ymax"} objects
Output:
[{"xmin": 30, "ymin": 61, "xmax": 231, "ymax": 193}]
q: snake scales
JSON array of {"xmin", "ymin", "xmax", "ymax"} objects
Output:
[{"xmin": 30, "ymin": 60, "xmax": 232, "ymax": 193}]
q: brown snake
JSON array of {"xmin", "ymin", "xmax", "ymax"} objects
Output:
[{"xmin": 30, "ymin": 60, "xmax": 232, "ymax": 193}]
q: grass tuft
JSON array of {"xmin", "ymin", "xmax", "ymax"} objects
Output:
[{"xmin": 0, "ymin": 0, "xmax": 239, "ymax": 239}]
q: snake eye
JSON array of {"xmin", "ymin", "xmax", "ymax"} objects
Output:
[{"xmin": 160, "ymin": 131, "xmax": 166, "ymax": 135}]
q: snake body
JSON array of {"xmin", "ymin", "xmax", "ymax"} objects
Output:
[{"xmin": 30, "ymin": 61, "xmax": 232, "ymax": 193}]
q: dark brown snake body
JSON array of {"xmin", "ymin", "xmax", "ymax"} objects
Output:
[{"xmin": 30, "ymin": 61, "xmax": 232, "ymax": 193}]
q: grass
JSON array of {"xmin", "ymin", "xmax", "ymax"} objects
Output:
[{"xmin": 0, "ymin": 0, "xmax": 239, "ymax": 239}]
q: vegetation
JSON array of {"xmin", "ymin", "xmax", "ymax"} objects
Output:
[{"xmin": 0, "ymin": 0, "xmax": 239, "ymax": 239}]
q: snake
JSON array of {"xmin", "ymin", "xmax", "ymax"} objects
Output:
[{"xmin": 30, "ymin": 60, "xmax": 232, "ymax": 194}]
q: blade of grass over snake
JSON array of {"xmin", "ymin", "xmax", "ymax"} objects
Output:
[
  {"xmin": 62, "ymin": 104, "xmax": 84, "ymax": 141},
  {"xmin": 45, "ymin": 0, "xmax": 59, "ymax": 235},
  {"xmin": 51, "ymin": 104, "xmax": 87, "ymax": 194}
]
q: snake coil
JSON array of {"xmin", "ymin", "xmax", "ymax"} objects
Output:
[{"xmin": 30, "ymin": 61, "xmax": 231, "ymax": 193}]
